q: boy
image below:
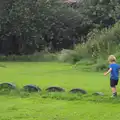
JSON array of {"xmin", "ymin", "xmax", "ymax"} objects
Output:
[{"xmin": 104, "ymin": 55, "xmax": 120, "ymax": 97}]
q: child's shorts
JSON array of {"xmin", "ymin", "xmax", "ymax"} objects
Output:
[{"xmin": 110, "ymin": 79, "xmax": 119, "ymax": 87}]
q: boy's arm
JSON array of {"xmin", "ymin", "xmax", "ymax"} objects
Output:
[
  {"xmin": 119, "ymin": 65, "xmax": 120, "ymax": 70},
  {"xmin": 104, "ymin": 68, "xmax": 112, "ymax": 76}
]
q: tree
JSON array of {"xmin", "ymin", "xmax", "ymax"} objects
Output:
[{"xmin": 0, "ymin": 0, "xmax": 120, "ymax": 55}]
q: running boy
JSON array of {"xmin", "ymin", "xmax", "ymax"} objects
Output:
[{"xmin": 104, "ymin": 55, "xmax": 120, "ymax": 97}]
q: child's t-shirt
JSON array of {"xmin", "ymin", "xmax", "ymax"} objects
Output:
[{"xmin": 109, "ymin": 63, "xmax": 120, "ymax": 80}]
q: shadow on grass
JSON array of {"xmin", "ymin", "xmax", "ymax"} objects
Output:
[
  {"xmin": 85, "ymin": 95, "xmax": 120, "ymax": 104},
  {"xmin": 40, "ymin": 92, "xmax": 120, "ymax": 104},
  {"xmin": 0, "ymin": 64, "xmax": 7, "ymax": 68},
  {"xmin": 0, "ymin": 90, "xmax": 120, "ymax": 104}
]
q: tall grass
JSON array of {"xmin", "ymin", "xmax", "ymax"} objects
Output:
[
  {"xmin": 77, "ymin": 22, "xmax": 120, "ymax": 60},
  {"xmin": 58, "ymin": 22, "xmax": 120, "ymax": 71}
]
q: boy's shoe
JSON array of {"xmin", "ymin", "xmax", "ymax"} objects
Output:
[
  {"xmin": 110, "ymin": 95, "xmax": 116, "ymax": 98},
  {"xmin": 110, "ymin": 92, "xmax": 117, "ymax": 98}
]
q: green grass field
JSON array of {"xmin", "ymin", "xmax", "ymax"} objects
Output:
[{"xmin": 0, "ymin": 62, "xmax": 120, "ymax": 120}]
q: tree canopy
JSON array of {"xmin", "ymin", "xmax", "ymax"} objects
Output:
[{"xmin": 0, "ymin": 0, "xmax": 120, "ymax": 55}]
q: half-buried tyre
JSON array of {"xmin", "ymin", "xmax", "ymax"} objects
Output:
[
  {"xmin": 0, "ymin": 82, "xmax": 16, "ymax": 91},
  {"xmin": 46, "ymin": 86, "xmax": 65, "ymax": 92},
  {"xmin": 23, "ymin": 84, "xmax": 41, "ymax": 92},
  {"xmin": 92, "ymin": 92, "xmax": 104, "ymax": 96},
  {"xmin": 69, "ymin": 88, "xmax": 87, "ymax": 94}
]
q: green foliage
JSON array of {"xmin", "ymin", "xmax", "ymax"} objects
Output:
[
  {"xmin": 93, "ymin": 63, "xmax": 107, "ymax": 71},
  {"xmin": 0, "ymin": 0, "xmax": 120, "ymax": 66},
  {"xmin": 75, "ymin": 59, "xmax": 95, "ymax": 66},
  {"xmin": 0, "ymin": 0, "xmax": 93, "ymax": 54},
  {"xmin": 0, "ymin": 53, "xmax": 57, "ymax": 62},
  {"xmin": 87, "ymin": 22, "xmax": 120, "ymax": 57},
  {"xmin": 58, "ymin": 49, "xmax": 80, "ymax": 63},
  {"xmin": 61, "ymin": 21, "xmax": 120, "ymax": 71},
  {"xmin": 1, "ymin": 0, "xmax": 120, "ymax": 55},
  {"xmin": 75, "ymin": 22, "xmax": 120, "ymax": 61},
  {"xmin": 77, "ymin": 0, "xmax": 119, "ymax": 27},
  {"xmin": 92, "ymin": 58, "xmax": 108, "ymax": 71},
  {"xmin": 74, "ymin": 58, "xmax": 108, "ymax": 72}
]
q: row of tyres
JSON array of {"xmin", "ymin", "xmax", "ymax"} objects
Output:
[{"xmin": 0, "ymin": 82, "xmax": 104, "ymax": 96}]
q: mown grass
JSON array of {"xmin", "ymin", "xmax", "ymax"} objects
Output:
[{"xmin": 0, "ymin": 62, "xmax": 120, "ymax": 120}]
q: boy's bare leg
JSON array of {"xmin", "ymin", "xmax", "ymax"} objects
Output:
[
  {"xmin": 111, "ymin": 87, "xmax": 117, "ymax": 96},
  {"xmin": 112, "ymin": 87, "xmax": 116, "ymax": 93}
]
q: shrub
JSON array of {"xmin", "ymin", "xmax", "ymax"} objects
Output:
[
  {"xmin": 0, "ymin": 52, "xmax": 57, "ymax": 62},
  {"xmin": 73, "ymin": 22, "xmax": 120, "ymax": 63},
  {"xmin": 57, "ymin": 49, "xmax": 79, "ymax": 63},
  {"xmin": 87, "ymin": 22, "xmax": 120, "ymax": 57},
  {"xmin": 75, "ymin": 59, "xmax": 95, "ymax": 66},
  {"xmin": 64, "ymin": 22, "xmax": 120, "ymax": 71},
  {"xmin": 74, "ymin": 57, "xmax": 108, "ymax": 72},
  {"xmin": 92, "ymin": 63, "xmax": 108, "ymax": 71}
]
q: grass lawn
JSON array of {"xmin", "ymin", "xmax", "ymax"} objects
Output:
[{"xmin": 0, "ymin": 62, "xmax": 120, "ymax": 120}]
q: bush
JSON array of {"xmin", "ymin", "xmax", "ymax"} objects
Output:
[
  {"xmin": 75, "ymin": 59, "xmax": 95, "ymax": 66},
  {"xmin": 72, "ymin": 22, "xmax": 120, "ymax": 63},
  {"xmin": 92, "ymin": 58, "xmax": 108, "ymax": 71},
  {"xmin": 0, "ymin": 52, "xmax": 57, "ymax": 62},
  {"xmin": 57, "ymin": 49, "xmax": 79, "ymax": 63},
  {"xmin": 74, "ymin": 57, "xmax": 108, "ymax": 72},
  {"xmin": 87, "ymin": 22, "xmax": 120, "ymax": 57},
  {"xmin": 63, "ymin": 21, "xmax": 120, "ymax": 71},
  {"xmin": 93, "ymin": 63, "xmax": 108, "ymax": 71}
]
